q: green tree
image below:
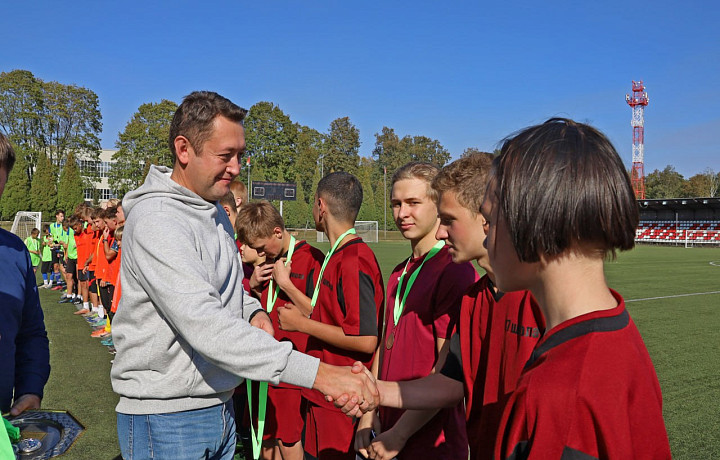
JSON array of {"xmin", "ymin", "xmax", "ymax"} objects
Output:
[
  {"xmin": 402, "ymin": 135, "xmax": 450, "ymax": 167},
  {"xmin": 282, "ymin": 183, "xmax": 310, "ymax": 229},
  {"xmin": 645, "ymin": 166, "xmax": 686, "ymax": 199},
  {"xmin": 683, "ymin": 168, "xmax": 718, "ymax": 198},
  {"xmin": 30, "ymin": 152, "xmax": 57, "ymax": 216},
  {"xmin": 372, "ymin": 126, "xmax": 450, "ymax": 179},
  {"xmin": 0, "ymin": 70, "xmax": 102, "ymax": 179},
  {"xmin": 57, "ymin": 150, "xmax": 85, "ymax": 214},
  {"xmin": 295, "ymin": 125, "xmax": 325, "ymax": 202},
  {"xmin": 244, "ymin": 102, "xmax": 298, "ymax": 182},
  {"xmin": 325, "ymin": 117, "xmax": 360, "ymax": 174},
  {"xmin": 357, "ymin": 158, "xmax": 378, "ymax": 222},
  {"xmin": 0, "ymin": 144, "xmax": 32, "ymax": 218},
  {"xmin": 110, "ymin": 99, "xmax": 177, "ymax": 196},
  {"xmin": 462, "ymin": 147, "xmax": 495, "ymax": 159}
]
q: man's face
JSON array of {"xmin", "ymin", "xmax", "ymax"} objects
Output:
[
  {"xmin": 0, "ymin": 166, "xmax": 7, "ymax": 198},
  {"xmin": 436, "ymin": 190, "xmax": 487, "ymax": 265},
  {"xmin": 116, "ymin": 206, "xmax": 125, "ymax": 225},
  {"xmin": 248, "ymin": 229, "xmax": 284, "ymax": 260},
  {"xmin": 391, "ymin": 178, "xmax": 439, "ymax": 243},
  {"xmin": 56, "ymin": 212, "xmax": 65, "ymax": 223},
  {"xmin": 182, "ymin": 115, "xmax": 245, "ymax": 202}
]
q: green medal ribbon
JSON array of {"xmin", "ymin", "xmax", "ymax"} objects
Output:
[
  {"xmin": 393, "ymin": 240, "xmax": 445, "ymax": 325},
  {"xmin": 246, "ymin": 380, "xmax": 268, "ymax": 460},
  {"xmin": 310, "ymin": 228, "xmax": 356, "ymax": 309},
  {"xmin": 246, "ymin": 236, "xmax": 297, "ymax": 459},
  {"xmin": 266, "ymin": 235, "xmax": 296, "ymax": 313}
]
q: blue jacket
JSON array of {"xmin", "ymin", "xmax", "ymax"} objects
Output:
[{"xmin": 0, "ymin": 228, "xmax": 50, "ymax": 412}]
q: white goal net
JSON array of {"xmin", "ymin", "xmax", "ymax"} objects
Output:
[
  {"xmin": 317, "ymin": 220, "xmax": 379, "ymax": 243},
  {"xmin": 11, "ymin": 211, "xmax": 43, "ymax": 241}
]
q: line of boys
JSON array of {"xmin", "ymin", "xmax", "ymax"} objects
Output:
[
  {"xmin": 236, "ymin": 123, "xmax": 670, "ymax": 459},
  {"xmin": 26, "ymin": 203, "xmax": 126, "ymax": 347}
]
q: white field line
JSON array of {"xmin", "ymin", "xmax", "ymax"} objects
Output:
[
  {"xmin": 626, "ymin": 291, "xmax": 720, "ymax": 303},
  {"xmin": 710, "ymin": 261, "xmax": 720, "ymax": 267}
]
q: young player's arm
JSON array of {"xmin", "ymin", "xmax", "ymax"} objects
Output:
[
  {"xmin": 277, "ymin": 304, "xmax": 377, "ymax": 353},
  {"xmin": 355, "ymin": 344, "xmax": 383, "ymax": 458},
  {"xmin": 83, "ymin": 252, "xmax": 94, "ymax": 273},
  {"xmin": 102, "ymin": 228, "xmax": 118, "ymax": 262}
]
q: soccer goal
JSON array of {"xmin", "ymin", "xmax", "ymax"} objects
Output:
[
  {"xmin": 11, "ymin": 211, "xmax": 43, "ymax": 241},
  {"xmin": 317, "ymin": 220, "xmax": 379, "ymax": 243}
]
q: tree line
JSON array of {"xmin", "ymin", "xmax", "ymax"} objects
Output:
[{"xmin": 1, "ymin": 69, "xmax": 718, "ymax": 226}]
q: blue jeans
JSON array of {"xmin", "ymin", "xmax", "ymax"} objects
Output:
[{"xmin": 117, "ymin": 400, "xmax": 236, "ymax": 460}]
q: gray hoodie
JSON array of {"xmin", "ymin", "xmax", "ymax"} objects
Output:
[{"xmin": 111, "ymin": 166, "xmax": 319, "ymax": 414}]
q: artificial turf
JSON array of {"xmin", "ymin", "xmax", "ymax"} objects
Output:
[{"xmin": 34, "ymin": 242, "xmax": 719, "ymax": 459}]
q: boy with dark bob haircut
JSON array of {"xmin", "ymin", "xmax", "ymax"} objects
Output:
[
  {"xmin": 278, "ymin": 171, "xmax": 384, "ymax": 460},
  {"xmin": 484, "ymin": 118, "xmax": 670, "ymax": 459},
  {"xmin": 236, "ymin": 200, "xmax": 324, "ymax": 460}
]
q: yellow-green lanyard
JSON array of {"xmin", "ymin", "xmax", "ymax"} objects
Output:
[
  {"xmin": 393, "ymin": 240, "xmax": 445, "ymax": 325},
  {"xmin": 266, "ymin": 235, "xmax": 296, "ymax": 313},
  {"xmin": 310, "ymin": 228, "xmax": 356, "ymax": 309},
  {"xmin": 246, "ymin": 235, "xmax": 296, "ymax": 460}
]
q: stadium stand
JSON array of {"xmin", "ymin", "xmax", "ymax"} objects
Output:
[{"xmin": 637, "ymin": 198, "xmax": 720, "ymax": 246}]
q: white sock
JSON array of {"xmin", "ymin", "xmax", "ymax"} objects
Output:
[
  {"xmin": 83, "ymin": 302, "xmax": 89, "ymax": 309},
  {"xmin": 97, "ymin": 305, "xmax": 106, "ymax": 319}
]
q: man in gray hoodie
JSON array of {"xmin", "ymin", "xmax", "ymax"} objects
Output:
[{"xmin": 111, "ymin": 91, "xmax": 377, "ymax": 460}]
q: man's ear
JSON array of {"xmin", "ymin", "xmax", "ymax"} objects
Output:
[
  {"xmin": 173, "ymin": 136, "xmax": 193, "ymax": 166},
  {"xmin": 222, "ymin": 204, "xmax": 232, "ymax": 217}
]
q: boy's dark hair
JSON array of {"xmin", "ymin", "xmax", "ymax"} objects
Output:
[
  {"xmin": 316, "ymin": 171, "xmax": 363, "ymax": 224},
  {"xmin": 493, "ymin": 117, "xmax": 638, "ymax": 262},
  {"xmin": 432, "ymin": 153, "xmax": 493, "ymax": 214},
  {"xmin": 90, "ymin": 207, "xmax": 104, "ymax": 219},
  {"xmin": 218, "ymin": 191, "xmax": 236, "ymax": 209},
  {"xmin": 31, "ymin": 228, "xmax": 39, "ymax": 236},
  {"xmin": 67, "ymin": 216, "xmax": 82, "ymax": 228},
  {"xmin": 0, "ymin": 132, "xmax": 16, "ymax": 173},
  {"xmin": 391, "ymin": 162, "xmax": 440, "ymax": 203},
  {"xmin": 104, "ymin": 206, "xmax": 118, "ymax": 220},
  {"xmin": 55, "ymin": 209, "xmax": 65, "ymax": 217},
  {"xmin": 169, "ymin": 91, "xmax": 248, "ymax": 159},
  {"xmin": 235, "ymin": 201, "xmax": 285, "ymax": 244},
  {"xmin": 43, "ymin": 224, "xmax": 50, "ymax": 233}
]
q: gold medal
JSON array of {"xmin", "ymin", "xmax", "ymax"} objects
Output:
[{"xmin": 386, "ymin": 331, "xmax": 395, "ymax": 349}]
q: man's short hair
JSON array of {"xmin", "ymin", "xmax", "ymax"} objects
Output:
[
  {"xmin": 493, "ymin": 117, "xmax": 638, "ymax": 262},
  {"xmin": 0, "ymin": 132, "xmax": 16, "ymax": 173},
  {"xmin": 169, "ymin": 91, "xmax": 248, "ymax": 158},
  {"xmin": 55, "ymin": 209, "xmax": 65, "ymax": 217},
  {"xmin": 391, "ymin": 162, "xmax": 440, "ymax": 203},
  {"xmin": 432, "ymin": 152, "xmax": 493, "ymax": 215},
  {"xmin": 235, "ymin": 201, "xmax": 285, "ymax": 244},
  {"xmin": 229, "ymin": 180, "xmax": 248, "ymax": 208},
  {"xmin": 316, "ymin": 172, "xmax": 363, "ymax": 224}
]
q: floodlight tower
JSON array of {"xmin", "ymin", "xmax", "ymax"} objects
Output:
[{"xmin": 626, "ymin": 80, "xmax": 649, "ymax": 199}]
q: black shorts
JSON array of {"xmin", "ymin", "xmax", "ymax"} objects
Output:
[
  {"xmin": 77, "ymin": 268, "xmax": 89, "ymax": 282},
  {"xmin": 41, "ymin": 261, "xmax": 53, "ymax": 274},
  {"xmin": 88, "ymin": 271, "xmax": 98, "ymax": 293},
  {"xmin": 52, "ymin": 249, "xmax": 64, "ymax": 264},
  {"xmin": 64, "ymin": 258, "xmax": 78, "ymax": 281}
]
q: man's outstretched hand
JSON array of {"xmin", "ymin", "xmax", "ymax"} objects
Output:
[
  {"xmin": 313, "ymin": 362, "xmax": 378, "ymax": 415},
  {"xmin": 10, "ymin": 394, "xmax": 41, "ymax": 416}
]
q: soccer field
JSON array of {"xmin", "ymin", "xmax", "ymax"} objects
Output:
[{"xmin": 36, "ymin": 243, "xmax": 719, "ymax": 459}]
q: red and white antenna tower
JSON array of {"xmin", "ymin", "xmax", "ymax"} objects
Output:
[{"xmin": 625, "ymin": 80, "xmax": 649, "ymax": 199}]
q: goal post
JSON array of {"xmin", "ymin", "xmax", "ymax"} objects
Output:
[
  {"xmin": 317, "ymin": 220, "xmax": 379, "ymax": 243},
  {"xmin": 11, "ymin": 211, "xmax": 43, "ymax": 241}
]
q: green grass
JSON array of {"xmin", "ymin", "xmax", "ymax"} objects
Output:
[{"xmin": 35, "ymin": 243, "xmax": 719, "ymax": 459}]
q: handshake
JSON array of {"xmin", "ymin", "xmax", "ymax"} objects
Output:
[{"xmin": 313, "ymin": 361, "xmax": 383, "ymax": 417}]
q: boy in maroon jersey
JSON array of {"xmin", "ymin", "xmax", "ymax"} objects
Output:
[
  {"xmin": 277, "ymin": 171, "xmax": 384, "ymax": 460},
  {"xmin": 339, "ymin": 152, "xmax": 544, "ymax": 460},
  {"xmin": 236, "ymin": 200, "xmax": 324, "ymax": 460},
  {"xmin": 355, "ymin": 162, "xmax": 476, "ymax": 460},
  {"xmin": 484, "ymin": 118, "xmax": 670, "ymax": 460}
]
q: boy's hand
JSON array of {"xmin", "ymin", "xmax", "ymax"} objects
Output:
[
  {"xmin": 277, "ymin": 303, "xmax": 305, "ymax": 332},
  {"xmin": 313, "ymin": 362, "xmax": 379, "ymax": 414},
  {"xmin": 103, "ymin": 227, "xmax": 110, "ymax": 239},
  {"xmin": 355, "ymin": 410, "xmax": 381, "ymax": 458},
  {"xmin": 249, "ymin": 263, "xmax": 273, "ymax": 291},
  {"xmin": 272, "ymin": 258, "xmax": 292, "ymax": 290},
  {"xmin": 369, "ymin": 426, "xmax": 407, "ymax": 460}
]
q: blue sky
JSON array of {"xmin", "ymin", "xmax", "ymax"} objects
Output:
[{"xmin": 2, "ymin": 1, "xmax": 718, "ymax": 177}]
